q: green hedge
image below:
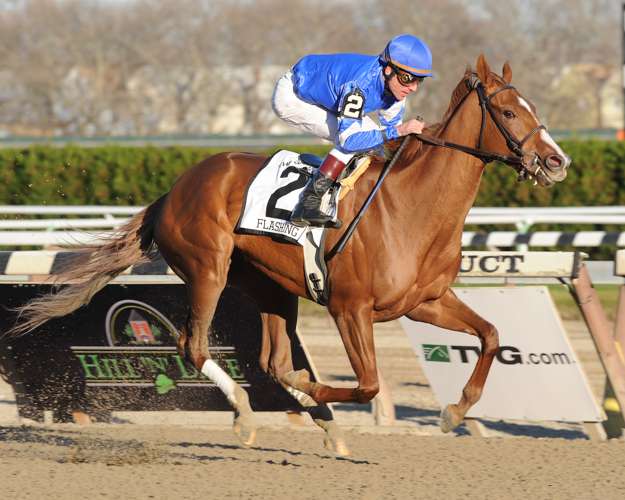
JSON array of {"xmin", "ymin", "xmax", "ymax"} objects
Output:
[
  {"xmin": 0, "ymin": 143, "xmax": 334, "ymax": 206},
  {"xmin": 1, "ymin": 139, "xmax": 622, "ymax": 209}
]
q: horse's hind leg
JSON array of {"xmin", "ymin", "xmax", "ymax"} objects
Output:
[
  {"xmin": 187, "ymin": 283, "xmax": 256, "ymax": 446},
  {"xmin": 405, "ymin": 288, "xmax": 499, "ymax": 433},
  {"xmin": 229, "ymin": 258, "xmax": 348, "ymax": 455},
  {"xmin": 168, "ymin": 243, "xmax": 256, "ymax": 446},
  {"xmin": 259, "ymin": 309, "xmax": 349, "ymax": 456}
]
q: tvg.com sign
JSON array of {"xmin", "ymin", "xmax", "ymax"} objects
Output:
[{"xmin": 422, "ymin": 344, "xmax": 573, "ymax": 366}]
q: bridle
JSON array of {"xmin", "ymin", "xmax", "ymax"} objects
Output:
[
  {"xmin": 417, "ymin": 81, "xmax": 546, "ymax": 181},
  {"xmin": 334, "ymin": 81, "xmax": 546, "ymax": 256}
]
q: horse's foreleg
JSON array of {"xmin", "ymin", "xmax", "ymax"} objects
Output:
[
  {"xmin": 283, "ymin": 304, "xmax": 379, "ymax": 405},
  {"xmin": 251, "ymin": 284, "xmax": 349, "ymax": 456},
  {"xmin": 260, "ymin": 314, "xmax": 348, "ymax": 456},
  {"xmin": 406, "ymin": 288, "xmax": 499, "ymax": 432}
]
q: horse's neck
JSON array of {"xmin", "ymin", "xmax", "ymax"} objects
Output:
[{"xmin": 400, "ymin": 106, "xmax": 486, "ymax": 230}]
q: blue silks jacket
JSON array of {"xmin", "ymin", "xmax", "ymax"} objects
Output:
[{"xmin": 292, "ymin": 53, "xmax": 405, "ymax": 152}]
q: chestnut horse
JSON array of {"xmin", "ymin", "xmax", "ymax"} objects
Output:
[{"xmin": 11, "ymin": 55, "xmax": 569, "ymax": 456}]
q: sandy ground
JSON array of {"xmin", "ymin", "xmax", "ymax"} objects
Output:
[
  {"xmin": 1, "ymin": 425, "xmax": 625, "ymax": 500},
  {"xmin": 1, "ymin": 315, "xmax": 625, "ymax": 499}
]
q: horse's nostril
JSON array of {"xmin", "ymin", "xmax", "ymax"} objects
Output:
[{"xmin": 548, "ymin": 155, "xmax": 562, "ymax": 168}]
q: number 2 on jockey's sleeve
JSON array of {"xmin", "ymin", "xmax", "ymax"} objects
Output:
[{"xmin": 339, "ymin": 89, "xmax": 365, "ymax": 120}]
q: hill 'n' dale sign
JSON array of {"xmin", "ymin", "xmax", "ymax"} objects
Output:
[{"xmin": 0, "ymin": 284, "xmax": 313, "ymax": 413}]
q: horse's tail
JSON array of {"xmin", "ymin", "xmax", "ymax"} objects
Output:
[{"xmin": 7, "ymin": 193, "xmax": 169, "ymax": 336}]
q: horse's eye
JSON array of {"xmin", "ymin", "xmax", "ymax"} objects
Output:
[{"xmin": 503, "ymin": 110, "xmax": 515, "ymax": 118}]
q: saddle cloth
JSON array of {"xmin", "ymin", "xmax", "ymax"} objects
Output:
[
  {"xmin": 234, "ymin": 150, "xmax": 336, "ymax": 304},
  {"xmin": 234, "ymin": 150, "xmax": 372, "ymax": 305},
  {"xmin": 234, "ymin": 150, "xmax": 335, "ymax": 246}
]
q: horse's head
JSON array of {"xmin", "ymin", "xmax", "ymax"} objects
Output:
[{"xmin": 475, "ymin": 54, "xmax": 570, "ymax": 187}]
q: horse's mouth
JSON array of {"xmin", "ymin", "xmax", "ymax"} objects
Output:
[
  {"xmin": 525, "ymin": 155, "xmax": 568, "ymax": 187},
  {"xmin": 526, "ymin": 162, "xmax": 555, "ymax": 187}
]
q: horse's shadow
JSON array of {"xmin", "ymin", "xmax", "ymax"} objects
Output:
[
  {"xmin": 478, "ymin": 419, "xmax": 589, "ymax": 440},
  {"xmin": 169, "ymin": 441, "xmax": 375, "ymax": 465},
  {"xmin": 390, "ymin": 406, "xmax": 590, "ymax": 439},
  {"xmin": 0, "ymin": 426, "xmax": 76, "ymax": 447},
  {"xmin": 174, "ymin": 440, "xmax": 251, "ymax": 452}
]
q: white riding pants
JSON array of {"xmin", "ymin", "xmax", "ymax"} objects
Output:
[{"xmin": 272, "ymin": 69, "xmax": 380, "ymax": 164}]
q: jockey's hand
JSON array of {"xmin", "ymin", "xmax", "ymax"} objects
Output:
[{"xmin": 396, "ymin": 118, "xmax": 425, "ymax": 136}]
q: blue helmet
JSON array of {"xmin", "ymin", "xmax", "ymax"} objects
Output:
[{"xmin": 380, "ymin": 35, "xmax": 435, "ymax": 78}]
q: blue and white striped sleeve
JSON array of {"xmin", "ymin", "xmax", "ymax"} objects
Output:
[
  {"xmin": 336, "ymin": 87, "xmax": 399, "ymax": 153},
  {"xmin": 375, "ymin": 100, "xmax": 406, "ymax": 145},
  {"xmin": 336, "ymin": 90, "xmax": 408, "ymax": 152},
  {"xmin": 338, "ymin": 120, "xmax": 392, "ymax": 152},
  {"xmin": 379, "ymin": 99, "xmax": 405, "ymax": 129}
]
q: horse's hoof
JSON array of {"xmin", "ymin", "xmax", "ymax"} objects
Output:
[
  {"xmin": 281, "ymin": 369, "xmax": 311, "ymax": 392},
  {"xmin": 230, "ymin": 386, "xmax": 257, "ymax": 446},
  {"xmin": 324, "ymin": 435, "xmax": 350, "ymax": 456},
  {"xmin": 313, "ymin": 409, "xmax": 349, "ymax": 456},
  {"xmin": 440, "ymin": 404, "xmax": 462, "ymax": 433},
  {"xmin": 233, "ymin": 420, "xmax": 256, "ymax": 446},
  {"xmin": 281, "ymin": 370, "xmax": 298, "ymax": 387},
  {"xmin": 233, "ymin": 408, "xmax": 257, "ymax": 446}
]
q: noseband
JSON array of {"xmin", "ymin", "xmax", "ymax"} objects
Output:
[
  {"xmin": 476, "ymin": 83, "xmax": 545, "ymax": 180},
  {"xmin": 417, "ymin": 81, "xmax": 546, "ymax": 181}
]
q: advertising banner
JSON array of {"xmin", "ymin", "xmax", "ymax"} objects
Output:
[
  {"xmin": 0, "ymin": 284, "xmax": 313, "ymax": 413},
  {"xmin": 400, "ymin": 287, "xmax": 604, "ymax": 422},
  {"xmin": 0, "ymin": 250, "xmax": 583, "ymax": 279},
  {"xmin": 458, "ymin": 251, "xmax": 582, "ymax": 278}
]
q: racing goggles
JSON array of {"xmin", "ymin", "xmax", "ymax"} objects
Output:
[{"xmin": 396, "ymin": 70, "xmax": 425, "ymax": 87}]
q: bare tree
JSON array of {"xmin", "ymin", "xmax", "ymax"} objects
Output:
[
  {"xmin": 0, "ymin": 0, "xmax": 621, "ymax": 136},
  {"xmin": 216, "ymin": 0, "xmax": 373, "ymax": 134},
  {"xmin": 0, "ymin": 0, "xmax": 142, "ymax": 135},
  {"xmin": 117, "ymin": 0, "xmax": 227, "ymax": 134}
]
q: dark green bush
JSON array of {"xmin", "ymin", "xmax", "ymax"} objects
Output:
[
  {"xmin": 2, "ymin": 139, "xmax": 622, "ymax": 208},
  {"xmin": 0, "ymin": 144, "xmax": 333, "ymax": 206}
]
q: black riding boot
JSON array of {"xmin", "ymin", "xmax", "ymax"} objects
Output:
[{"xmin": 290, "ymin": 170, "xmax": 342, "ymax": 228}]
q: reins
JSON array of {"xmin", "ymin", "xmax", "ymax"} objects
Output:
[
  {"xmin": 330, "ymin": 80, "xmax": 547, "ymax": 257},
  {"xmin": 417, "ymin": 82, "xmax": 545, "ymax": 181}
]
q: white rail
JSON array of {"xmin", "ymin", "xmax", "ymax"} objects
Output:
[
  {"xmin": 0, "ymin": 206, "xmax": 143, "ymax": 215},
  {"xmin": 0, "ymin": 219, "xmax": 126, "ymax": 229},
  {"xmin": 0, "ymin": 205, "xmax": 141, "ymax": 242},
  {"xmin": 466, "ymin": 206, "xmax": 625, "ymax": 226},
  {"xmin": 0, "ymin": 205, "xmax": 623, "ymax": 247}
]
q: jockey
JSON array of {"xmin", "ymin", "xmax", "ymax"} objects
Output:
[{"xmin": 271, "ymin": 34, "xmax": 434, "ymax": 228}]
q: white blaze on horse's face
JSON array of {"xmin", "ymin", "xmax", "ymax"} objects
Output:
[
  {"xmin": 516, "ymin": 96, "xmax": 570, "ymax": 186},
  {"xmin": 538, "ymin": 128, "xmax": 566, "ymax": 158},
  {"xmin": 517, "ymin": 97, "xmax": 563, "ymax": 154},
  {"xmin": 516, "ymin": 96, "xmax": 534, "ymax": 117}
]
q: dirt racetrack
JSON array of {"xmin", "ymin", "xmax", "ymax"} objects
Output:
[
  {"xmin": 1, "ymin": 424, "xmax": 624, "ymax": 499},
  {"xmin": 2, "ymin": 314, "xmax": 625, "ymax": 499}
]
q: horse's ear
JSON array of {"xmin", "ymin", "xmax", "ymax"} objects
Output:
[
  {"xmin": 502, "ymin": 61, "xmax": 512, "ymax": 85},
  {"xmin": 476, "ymin": 54, "xmax": 492, "ymax": 87}
]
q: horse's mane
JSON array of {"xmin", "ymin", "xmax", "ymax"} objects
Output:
[{"xmin": 382, "ymin": 66, "xmax": 505, "ymax": 166}]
